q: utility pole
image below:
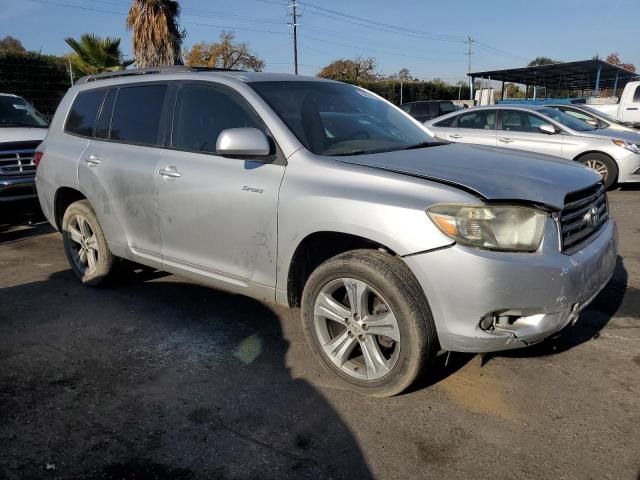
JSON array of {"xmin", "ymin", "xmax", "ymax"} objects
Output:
[
  {"xmin": 288, "ymin": 1, "xmax": 299, "ymax": 75},
  {"xmin": 465, "ymin": 36, "xmax": 474, "ymax": 102}
]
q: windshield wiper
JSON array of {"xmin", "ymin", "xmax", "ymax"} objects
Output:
[{"xmin": 401, "ymin": 141, "xmax": 447, "ymax": 150}]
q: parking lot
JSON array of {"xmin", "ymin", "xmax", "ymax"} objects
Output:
[{"xmin": 0, "ymin": 188, "xmax": 638, "ymax": 480}]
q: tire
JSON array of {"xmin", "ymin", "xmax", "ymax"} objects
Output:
[
  {"xmin": 301, "ymin": 249, "xmax": 437, "ymax": 397},
  {"xmin": 61, "ymin": 199, "xmax": 114, "ymax": 286},
  {"xmin": 578, "ymin": 153, "xmax": 618, "ymax": 190}
]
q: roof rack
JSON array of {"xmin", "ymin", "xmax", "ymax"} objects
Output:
[{"xmin": 76, "ymin": 66, "xmax": 246, "ymax": 85}]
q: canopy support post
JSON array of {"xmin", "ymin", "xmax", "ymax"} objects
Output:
[
  {"xmin": 613, "ymin": 71, "xmax": 619, "ymax": 97},
  {"xmin": 594, "ymin": 63, "xmax": 602, "ymax": 96}
]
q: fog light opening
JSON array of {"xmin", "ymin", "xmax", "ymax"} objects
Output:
[{"xmin": 479, "ymin": 311, "xmax": 522, "ymax": 332}]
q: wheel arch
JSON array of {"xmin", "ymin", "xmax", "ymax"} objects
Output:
[
  {"xmin": 286, "ymin": 231, "xmax": 398, "ymax": 308},
  {"xmin": 53, "ymin": 187, "xmax": 87, "ymax": 231}
]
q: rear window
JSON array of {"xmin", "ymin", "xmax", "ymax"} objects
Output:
[
  {"xmin": 633, "ymin": 86, "xmax": 640, "ymax": 103},
  {"xmin": 65, "ymin": 89, "xmax": 106, "ymax": 137},
  {"xmin": 110, "ymin": 85, "xmax": 167, "ymax": 146},
  {"xmin": 433, "ymin": 116, "xmax": 457, "ymax": 127}
]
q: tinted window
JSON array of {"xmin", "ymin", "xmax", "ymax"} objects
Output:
[
  {"xmin": 65, "ymin": 89, "xmax": 106, "ymax": 137},
  {"xmin": 412, "ymin": 102, "xmax": 431, "ymax": 115},
  {"xmin": 438, "ymin": 102, "xmax": 455, "ymax": 114},
  {"xmin": 433, "ymin": 116, "xmax": 457, "ymax": 127},
  {"xmin": 95, "ymin": 89, "xmax": 117, "ymax": 139},
  {"xmin": 110, "ymin": 85, "xmax": 167, "ymax": 145},
  {"xmin": 173, "ymin": 85, "xmax": 263, "ymax": 153},
  {"xmin": 457, "ymin": 110, "xmax": 496, "ymax": 129},
  {"xmin": 251, "ymin": 81, "xmax": 436, "ymax": 156},
  {"xmin": 400, "ymin": 104, "xmax": 411, "ymax": 113},
  {"xmin": 633, "ymin": 86, "xmax": 640, "ymax": 102},
  {"xmin": 501, "ymin": 111, "xmax": 549, "ymax": 133}
]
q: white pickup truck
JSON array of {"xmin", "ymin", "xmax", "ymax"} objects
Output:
[{"xmin": 587, "ymin": 81, "xmax": 640, "ymax": 126}]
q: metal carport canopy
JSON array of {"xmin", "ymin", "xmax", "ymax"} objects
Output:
[{"xmin": 468, "ymin": 59, "xmax": 638, "ymax": 91}]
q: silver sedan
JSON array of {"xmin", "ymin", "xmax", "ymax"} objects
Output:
[{"xmin": 425, "ymin": 105, "xmax": 640, "ymax": 188}]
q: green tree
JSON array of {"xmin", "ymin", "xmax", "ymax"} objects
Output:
[
  {"xmin": 528, "ymin": 56, "xmax": 558, "ymax": 67},
  {"xmin": 184, "ymin": 32, "xmax": 264, "ymax": 71},
  {"xmin": 503, "ymin": 83, "xmax": 525, "ymax": 98},
  {"xmin": 126, "ymin": 0, "xmax": 185, "ymax": 68},
  {"xmin": 64, "ymin": 34, "xmax": 132, "ymax": 76}
]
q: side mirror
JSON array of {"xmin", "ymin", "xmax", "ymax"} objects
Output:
[
  {"xmin": 538, "ymin": 124, "xmax": 557, "ymax": 135},
  {"xmin": 216, "ymin": 128, "xmax": 271, "ymax": 156}
]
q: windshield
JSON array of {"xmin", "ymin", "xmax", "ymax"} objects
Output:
[
  {"xmin": 579, "ymin": 105, "xmax": 623, "ymax": 125},
  {"xmin": 0, "ymin": 96, "xmax": 48, "ymax": 128},
  {"xmin": 249, "ymin": 81, "xmax": 436, "ymax": 156},
  {"xmin": 537, "ymin": 107, "xmax": 596, "ymax": 132}
]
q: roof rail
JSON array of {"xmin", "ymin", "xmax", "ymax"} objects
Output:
[{"xmin": 76, "ymin": 66, "xmax": 246, "ymax": 85}]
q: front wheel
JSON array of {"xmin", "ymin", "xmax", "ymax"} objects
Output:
[
  {"xmin": 61, "ymin": 199, "xmax": 114, "ymax": 286},
  {"xmin": 301, "ymin": 250, "xmax": 437, "ymax": 397},
  {"xmin": 578, "ymin": 153, "xmax": 618, "ymax": 189}
]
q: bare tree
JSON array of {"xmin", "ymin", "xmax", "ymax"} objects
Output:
[
  {"xmin": 317, "ymin": 57, "xmax": 377, "ymax": 81},
  {"xmin": 183, "ymin": 32, "xmax": 265, "ymax": 71}
]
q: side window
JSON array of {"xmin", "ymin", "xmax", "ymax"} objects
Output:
[
  {"xmin": 94, "ymin": 89, "xmax": 117, "ymax": 140},
  {"xmin": 500, "ymin": 111, "xmax": 544, "ymax": 133},
  {"xmin": 65, "ymin": 89, "xmax": 106, "ymax": 137},
  {"xmin": 173, "ymin": 84, "xmax": 263, "ymax": 154},
  {"xmin": 563, "ymin": 109, "xmax": 593, "ymax": 123},
  {"xmin": 457, "ymin": 111, "xmax": 495, "ymax": 130},
  {"xmin": 110, "ymin": 85, "xmax": 167, "ymax": 146},
  {"xmin": 433, "ymin": 116, "xmax": 456, "ymax": 127},
  {"xmin": 633, "ymin": 86, "xmax": 640, "ymax": 103},
  {"xmin": 400, "ymin": 104, "xmax": 411, "ymax": 113}
]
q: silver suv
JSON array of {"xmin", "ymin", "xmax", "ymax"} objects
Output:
[{"xmin": 36, "ymin": 67, "xmax": 617, "ymax": 396}]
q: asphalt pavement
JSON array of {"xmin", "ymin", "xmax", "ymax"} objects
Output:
[{"xmin": 1, "ymin": 190, "xmax": 638, "ymax": 480}]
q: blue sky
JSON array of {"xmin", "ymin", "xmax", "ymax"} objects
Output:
[{"xmin": 1, "ymin": 0, "xmax": 638, "ymax": 83}]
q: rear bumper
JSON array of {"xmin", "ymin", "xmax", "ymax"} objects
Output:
[
  {"xmin": 404, "ymin": 218, "xmax": 618, "ymax": 353},
  {"xmin": 0, "ymin": 176, "xmax": 36, "ymax": 201}
]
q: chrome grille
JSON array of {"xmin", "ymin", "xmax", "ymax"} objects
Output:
[
  {"xmin": 560, "ymin": 183, "xmax": 608, "ymax": 253},
  {"xmin": 0, "ymin": 148, "xmax": 37, "ymax": 176}
]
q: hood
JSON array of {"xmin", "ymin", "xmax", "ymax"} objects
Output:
[
  {"xmin": 583, "ymin": 128, "xmax": 640, "ymax": 143},
  {"xmin": 0, "ymin": 127, "xmax": 48, "ymax": 143},
  {"xmin": 334, "ymin": 143, "xmax": 601, "ymax": 210}
]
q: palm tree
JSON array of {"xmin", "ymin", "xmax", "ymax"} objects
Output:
[
  {"xmin": 65, "ymin": 34, "xmax": 132, "ymax": 76},
  {"xmin": 126, "ymin": 0, "xmax": 184, "ymax": 68}
]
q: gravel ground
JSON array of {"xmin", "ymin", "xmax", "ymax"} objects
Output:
[{"xmin": 0, "ymin": 189, "xmax": 638, "ymax": 480}]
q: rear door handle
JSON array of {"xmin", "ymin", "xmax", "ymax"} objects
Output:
[
  {"xmin": 84, "ymin": 154, "xmax": 101, "ymax": 166},
  {"xmin": 159, "ymin": 166, "xmax": 182, "ymax": 178},
  {"xmin": 626, "ymin": 107, "xmax": 638, "ymax": 111},
  {"xmin": 498, "ymin": 137, "xmax": 514, "ymax": 144},
  {"xmin": 449, "ymin": 134, "xmax": 462, "ymax": 139}
]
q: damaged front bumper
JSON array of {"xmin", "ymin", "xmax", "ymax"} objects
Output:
[{"xmin": 403, "ymin": 217, "xmax": 617, "ymax": 353}]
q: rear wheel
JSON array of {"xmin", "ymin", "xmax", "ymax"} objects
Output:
[
  {"xmin": 62, "ymin": 200, "xmax": 114, "ymax": 286},
  {"xmin": 578, "ymin": 153, "xmax": 618, "ymax": 189},
  {"xmin": 301, "ymin": 249, "xmax": 437, "ymax": 397}
]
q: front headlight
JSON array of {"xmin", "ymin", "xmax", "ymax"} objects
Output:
[
  {"xmin": 612, "ymin": 139, "xmax": 640, "ymax": 154},
  {"xmin": 427, "ymin": 204, "xmax": 547, "ymax": 252}
]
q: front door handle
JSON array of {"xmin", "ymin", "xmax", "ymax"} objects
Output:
[
  {"xmin": 159, "ymin": 166, "xmax": 182, "ymax": 178},
  {"xmin": 498, "ymin": 137, "xmax": 514, "ymax": 144},
  {"xmin": 84, "ymin": 154, "xmax": 101, "ymax": 166},
  {"xmin": 626, "ymin": 107, "xmax": 638, "ymax": 111},
  {"xmin": 449, "ymin": 134, "xmax": 462, "ymax": 139}
]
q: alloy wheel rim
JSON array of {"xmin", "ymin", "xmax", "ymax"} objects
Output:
[
  {"xmin": 585, "ymin": 159, "xmax": 609, "ymax": 180},
  {"xmin": 67, "ymin": 215, "xmax": 99, "ymax": 275},
  {"xmin": 313, "ymin": 278, "xmax": 401, "ymax": 381}
]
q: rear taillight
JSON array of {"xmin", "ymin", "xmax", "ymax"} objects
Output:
[{"xmin": 34, "ymin": 151, "xmax": 44, "ymax": 168}]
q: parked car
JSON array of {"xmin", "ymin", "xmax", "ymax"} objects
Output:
[
  {"xmin": 425, "ymin": 105, "xmax": 640, "ymax": 188},
  {"xmin": 36, "ymin": 68, "xmax": 616, "ymax": 397},
  {"xmin": 547, "ymin": 104, "xmax": 640, "ymax": 133},
  {"xmin": 586, "ymin": 81, "xmax": 640, "ymax": 126},
  {"xmin": 0, "ymin": 93, "xmax": 48, "ymax": 209},
  {"xmin": 400, "ymin": 100, "xmax": 455, "ymax": 122}
]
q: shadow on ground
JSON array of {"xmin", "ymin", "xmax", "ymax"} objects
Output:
[{"xmin": 0, "ymin": 269, "xmax": 373, "ymax": 480}]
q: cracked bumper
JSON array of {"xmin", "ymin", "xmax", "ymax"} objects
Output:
[{"xmin": 404, "ymin": 218, "xmax": 618, "ymax": 352}]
